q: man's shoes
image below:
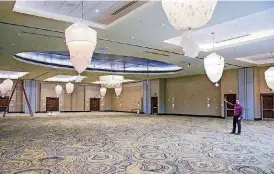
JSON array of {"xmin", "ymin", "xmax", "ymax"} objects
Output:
[
  {"xmin": 230, "ymin": 132, "xmax": 235, "ymax": 134},
  {"xmin": 235, "ymin": 133, "xmax": 241, "ymax": 135}
]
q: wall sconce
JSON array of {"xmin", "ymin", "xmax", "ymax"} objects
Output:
[
  {"xmin": 137, "ymin": 100, "xmax": 140, "ymax": 107},
  {"xmin": 207, "ymin": 98, "xmax": 210, "ymax": 108},
  {"xmin": 172, "ymin": 97, "xmax": 175, "ymax": 108}
]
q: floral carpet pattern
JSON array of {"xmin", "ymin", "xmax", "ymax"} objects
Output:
[{"xmin": 0, "ymin": 112, "xmax": 274, "ymax": 174}]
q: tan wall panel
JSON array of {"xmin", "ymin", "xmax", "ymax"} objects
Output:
[
  {"xmin": 111, "ymin": 82, "xmax": 143, "ymax": 112},
  {"xmin": 165, "ymin": 74, "xmax": 221, "ymax": 116}
]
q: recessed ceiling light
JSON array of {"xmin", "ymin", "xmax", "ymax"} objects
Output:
[
  {"xmin": 130, "ymin": 36, "xmax": 134, "ymax": 39},
  {"xmin": 18, "ymin": 33, "xmax": 21, "ymax": 36},
  {"xmin": 12, "ymin": 44, "xmax": 15, "ymax": 46},
  {"xmin": 95, "ymin": 9, "xmax": 99, "ymax": 12},
  {"xmin": 162, "ymin": 24, "xmax": 165, "ymax": 27}
]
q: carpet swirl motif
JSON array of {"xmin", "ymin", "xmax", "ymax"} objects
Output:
[{"xmin": 0, "ymin": 113, "xmax": 274, "ymax": 174}]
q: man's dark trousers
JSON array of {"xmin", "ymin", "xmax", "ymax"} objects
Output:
[{"xmin": 232, "ymin": 115, "xmax": 241, "ymax": 134}]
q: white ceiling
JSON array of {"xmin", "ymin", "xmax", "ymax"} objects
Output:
[{"xmin": 1, "ymin": 1, "xmax": 274, "ymax": 82}]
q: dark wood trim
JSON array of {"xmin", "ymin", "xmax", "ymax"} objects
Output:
[{"xmin": 254, "ymin": 118, "xmax": 262, "ymax": 121}]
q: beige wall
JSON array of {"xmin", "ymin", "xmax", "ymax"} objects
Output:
[
  {"xmin": 220, "ymin": 69, "xmax": 238, "ymax": 117},
  {"xmin": 165, "ymin": 74, "xmax": 222, "ymax": 116},
  {"xmin": 111, "ymin": 82, "xmax": 143, "ymax": 112},
  {"xmin": 39, "ymin": 82, "xmax": 111, "ymax": 112}
]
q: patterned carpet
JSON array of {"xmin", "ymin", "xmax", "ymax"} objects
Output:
[{"xmin": 0, "ymin": 112, "xmax": 274, "ymax": 174}]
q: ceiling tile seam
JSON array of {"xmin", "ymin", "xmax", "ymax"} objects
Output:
[
  {"xmin": 68, "ymin": 2, "xmax": 82, "ymax": 16},
  {"xmin": 84, "ymin": 2, "xmax": 101, "ymax": 17},
  {"xmin": 55, "ymin": 1, "xmax": 66, "ymax": 13}
]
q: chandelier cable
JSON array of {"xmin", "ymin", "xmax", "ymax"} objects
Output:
[{"xmin": 212, "ymin": 32, "xmax": 215, "ymax": 52}]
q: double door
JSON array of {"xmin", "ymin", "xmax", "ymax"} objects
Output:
[
  {"xmin": 224, "ymin": 94, "xmax": 236, "ymax": 117},
  {"xmin": 0, "ymin": 96, "xmax": 9, "ymax": 112},
  {"xmin": 46, "ymin": 97, "xmax": 59, "ymax": 112},
  {"xmin": 151, "ymin": 97, "xmax": 158, "ymax": 114},
  {"xmin": 90, "ymin": 98, "xmax": 100, "ymax": 111},
  {"xmin": 261, "ymin": 94, "xmax": 274, "ymax": 119}
]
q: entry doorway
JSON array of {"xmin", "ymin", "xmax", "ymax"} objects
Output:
[
  {"xmin": 90, "ymin": 98, "xmax": 100, "ymax": 111},
  {"xmin": 224, "ymin": 94, "xmax": 236, "ymax": 117},
  {"xmin": 261, "ymin": 94, "xmax": 274, "ymax": 119},
  {"xmin": 0, "ymin": 96, "xmax": 9, "ymax": 112},
  {"xmin": 151, "ymin": 97, "xmax": 158, "ymax": 114},
  {"xmin": 46, "ymin": 97, "xmax": 59, "ymax": 112}
]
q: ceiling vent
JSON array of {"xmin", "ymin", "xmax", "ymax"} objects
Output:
[
  {"xmin": 144, "ymin": 51, "xmax": 169, "ymax": 57},
  {"xmin": 111, "ymin": 0, "xmax": 138, "ymax": 15},
  {"xmin": 216, "ymin": 34, "xmax": 250, "ymax": 44}
]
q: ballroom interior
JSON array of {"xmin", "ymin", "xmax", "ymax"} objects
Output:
[{"xmin": 1, "ymin": 1, "xmax": 274, "ymax": 174}]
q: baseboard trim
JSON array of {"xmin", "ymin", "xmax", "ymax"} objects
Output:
[
  {"xmin": 254, "ymin": 118, "xmax": 262, "ymax": 121},
  {"xmin": 101, "ymin": 110, "xmax": 144, "ymax": 114},
  {"xmin": 7, "ymin": 111, "xmax": 25, "ymax": 113},
  {"xmin": 159, "ymin": 113, "xmax": 222, "ymax": 118}
]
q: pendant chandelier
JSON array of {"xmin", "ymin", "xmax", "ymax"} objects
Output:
[
  {"xmin": 66, "ymin": 82, "xmax": 74, "ymax": 94},
  {"xmin": 115, "ymin": 86, "xmax": 122, "ymax": 97},
  {"xmin": 265, "ymin": 66, "xmax": 274, "ymax": 90},
  {"xmin": 204, "ymin": 32, "xmax": 224, "ymax": 87},
  {"xmin": 0, "ymin": 83, "xmax": 7, "ymax": 96},
  {"xmin": 99, "ymin": 75, "xmax": 124, "ymax": 88},
  {"xmin": 3, "ymin": 78, "xmax": 13, "ymax": 91},
  {"xmin": 100, "ymin": 87, "xmax": 107, "ymax": 97},
  {"xmin": 161, "ymin": 0, "xmax": 217, "ymax": 58},
  {"xmin": 65, "ymin": 1, "xmax": 97, "ymax": 75},
  {"xmin": 55, "ymin": 85, "xmax": 62, "ymax": 97}
]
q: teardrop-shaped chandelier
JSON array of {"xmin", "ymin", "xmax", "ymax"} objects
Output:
[
  {"xmin": 65, "ymin": 1, "xmax": 97, "ymax": 75},
  {"xmin": 3, "ymin": 78, "xmax": 13, "ymax": 91},
  {"xmin": 55, "ymin": 85, "xmax": 62, "ymax": 97},
  {"xmin": 115, "ymin": 86, "xmax": 122, "ymax": 97},
  {"xmin": 66, "ymin": 82, "xmax": 74, "ymax": 94},
  {"xmin": 265, "ymin": 66, "xmax": 274, "ymax": 90},
  {"xmin": 0, "ymin": 83, "xmax": 7, "ymax": 96},
  {"xmin": 204, "ymin": 33, "xmax": 224, "ymax": 87},
  {"xmin": 100, "ymin": 87, "xmax": 107, "ymax": 97},
  {"xmin": 161, "ymin": 0, "xmax": 217, "ymax": 58}
]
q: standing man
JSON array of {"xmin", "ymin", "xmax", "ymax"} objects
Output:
[{"xmin": 224, "ymin": 99, "xmax": 243, "ymax": 135}]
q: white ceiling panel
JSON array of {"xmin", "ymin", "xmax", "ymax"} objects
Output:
[
  {"xmin": 84, "ymin": 1, "xmax": 119, "ymax": 21},
  {"xmin": 69, "ymin": 1, "xmax": 100, "ymax": 19},
  {"xmin": 42, "ymin": 1, "xmax": 65, "ymax": 13},
  {"xmin": 56, "ymin": 1, "xmax": 81, "ymax": 15}
]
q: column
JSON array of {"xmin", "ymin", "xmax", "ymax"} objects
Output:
[
  {"xmin": 143, "ymin": 80, "xmax": 151, "ymax": 114},
  {"xmin": 238, "ymin": 68, "xmax": 255, "ymax": 120},
  {"xmin": 158, "ymin": 79, "xmax": 165, "ymax": 114},
  {"xmin": 24, "ymin": 80, "xmax": 37, "ymax": 113}
]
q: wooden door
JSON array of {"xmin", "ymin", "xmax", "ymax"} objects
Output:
[
  {"xmin": 46, "ymin": 97, "xmax": 59, "ymax": 112},
  {"xmin": 90, "ymin": 98, "xmax": 100, "ymax": 111},
  {"xmin": 224, "ymin": 94, "xmax": 236, "ymax": 117},
  {"xmin": 262, "ymin": 94, "xmax": 274, "ymax": 118},
  {"xmin": 151, "ymin": 97, "xmax": 158, "ymax": 114},
  {"xmin": 0, "ymin": 96, "xmax": 9, "ymax": 112}
]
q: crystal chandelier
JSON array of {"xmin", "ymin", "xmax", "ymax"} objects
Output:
[
  {"xmin": 65, "ymin": 1, "xmax": 97, "ymax": 75},
  {"xmin": 3, "ymin": 78, "xmax": 13, "ymax": 91},
  {"xmin": 115, "ymin": 86, "xmax": 122, "ymax": 97},
  {"xmin": 265, "ymin": 67, "xmax": 274, "ymax": 90},
  {"xmin": 100, "ymin": 87, "xmax": 107, "ymax": 97},
  {"xmin": 66, "ymin": 82, "xmax": 74, "ymax": 94},
  {"xmin": 99, "ymin": 75, "xmax": 124, "ymax": 88},
  {"xmin": 0, "ymin": 83, "xmax": 7, "ymax": 96},
  {"xmin": 161, "ymin": 0, "xmax": 217, "ymax": 58},
  {"xmin": 204, "ymin": 33, "xmax": 224, "ymax": 87},
  {"xmin": 55, "ymin": 85, "xmax": 62, "ymax": 97}
]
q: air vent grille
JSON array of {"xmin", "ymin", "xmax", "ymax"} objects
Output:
[
  {"xmin": 145, "ymin": 51, "xmax": 169, "ymax": 57},
  {"xmin": 216, "ymin": 34, "xmax": 250, "ymax": 44},
  {"xmin": 111, "ymin": 0, "xmax": 138, "ymax": 15}
]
